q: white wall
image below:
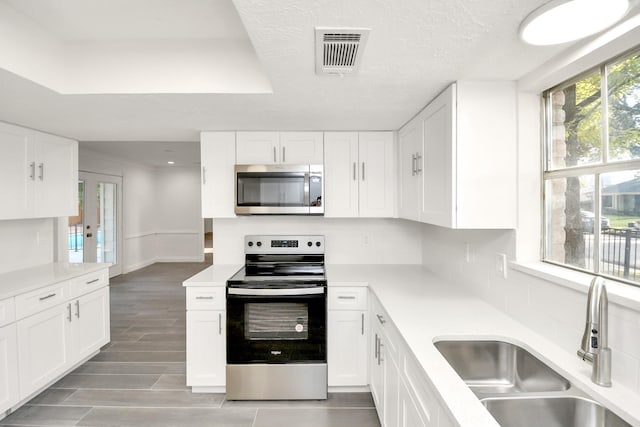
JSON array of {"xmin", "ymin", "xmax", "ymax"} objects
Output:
[
  {"xmin": 0, "ymin": 218, "xmax": 54, "ymax": 275},
  {"xmin": 213, "ymin": 217, "xmax": 423, "ymax": 265},
  {"xmin": 80, "ymin": 147, "xmax": 203, "ymax": 273}
]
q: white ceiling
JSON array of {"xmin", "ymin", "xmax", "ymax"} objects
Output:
[
  {"xmin": 0, "ymin": 0, "xmax": 638, "ymax": 146},
  {"xmin": 80, "ymin": 141, "xmax": 200, "ymax": 168}
]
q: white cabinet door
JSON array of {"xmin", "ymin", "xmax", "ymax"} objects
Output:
[
  {"xmin": 201, "ymin": 132, "xmax": 236, "ymax": 218},
  {"xmin": 186, "ymin": 310, "xmax": 225, "ymax": 387},
  {"xmin": 280, "ymin": 132, "xmax": 323, "ymax": 164},
  {"xmin": 420, "ymin": 85, "xmax": 455, "ymax": 228},
  {"xmin": 0, "ymin": 324, "xmax": 19, "ymax": 414},
  {"xmin": 324, "ymin": 132, "xmax": 359, "ymax": 217},
  {"xmin": 0, "ymin": 124, "xmax": 32, "ymax": 219},
  {"xmin": 71, "ymin": 287, "xmax": 110, "ymax": 361},
  {"xmin": 384, "ymin": 351, "xmax": 400, "ymax": 427},
  {"xmin": 370, "ymin": 322, "xmax": 384, "ymax": 424},
  {"xmin": 17, "ymin": 303, "xmax": 72, "ymax": 399},
  {"xmin": 399, "ymin": 379, "xmax": 429, "ymax": 427},
  {"xmin": 328, "ymin": 310, "xmax": 367, "ymax": 386},
  {"xmin": 34, "ymin": 136, "xmax": 78, "ymax": 218},
  {"xmin": 236, "ymin": 132, "xmax": 279, "ymax": 164},
  {"xmin": 398, "ymin": 116, "xmax": 422, "ymax": 222},
  {"xmin": 359, "ymin": 132, "xmax": 395, "ymax": 218}
]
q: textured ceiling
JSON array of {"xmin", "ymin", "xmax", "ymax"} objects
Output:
[{"xmin": 0, "ymin": 0, "xmax": 635, "ymax": 142}]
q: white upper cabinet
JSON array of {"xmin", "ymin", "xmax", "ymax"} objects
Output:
[
  {"xmin": 236, "ymin": 131, "xmax": 323, "ymax": 164},
  {"xmin": 201, "ymin": 132, "xmax": 236, "ymax": 218},
  {"xmin": 398, "ymin": 115, "xmax": 423, "ymax": 222},
  {"xmin": 0, "ymin": 122, "xmax": 78, "ymax": 220},
  {"xmin": 324, "ymin": 132, "xmax": 395, "ymax": 218},
  {"xmin": 398, "ymin": 81, "xmax": 516, "ymax": 229}
]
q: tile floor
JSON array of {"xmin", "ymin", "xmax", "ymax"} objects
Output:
[{"xmin": 2, "ymin": 259, "xmax": 380, "ymax": 427}]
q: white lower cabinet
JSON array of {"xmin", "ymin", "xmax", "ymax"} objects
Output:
[
  {"xmin": 370, "ymin": 293, "xmax": 455, "ymax": 427},
  {"xmin": 186, "ymin": 310, "xmax": 225, "ymax": 388},
  {"xmin": 0, "ymin": 324, "xmax": 19, "ymax": 414},
  {"xmin": 328, "ymin": 287, "xmax": 368, "ymax": 387},
  {"xmin": 17, "ymin": 303, "xmax": 73, "ymax": 398},
  {"xmin": 71, "ymin": 287, "xmax": 110, "ymax": 361}
]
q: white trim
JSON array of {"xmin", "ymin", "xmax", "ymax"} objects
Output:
[
  {"xmin": 510, "ymin": 261, "xmax": 640, "ymax": 311},
  {"xmin": 156, "ymin": 230, "xmax": 201, "ymax": 235},
  {"xmin": 155, "ymin": 256, "xmax": 204, "ymax": 263},
  {"xmin": 124, "ymin": 232, "xmax": 156, "ymax": 240},
  {"xmin": 123, "ymin": 258, "xmax": 156, "ymax": 273}
]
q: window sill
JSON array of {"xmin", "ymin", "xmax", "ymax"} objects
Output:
[{"xmin": 510, "ymin": 261, "xmax": 640, "ymax": 312}]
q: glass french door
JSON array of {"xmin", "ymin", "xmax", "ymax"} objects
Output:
[{"xmin": 68, "ymin": 172, "xmax": 123, "ymax": 277}]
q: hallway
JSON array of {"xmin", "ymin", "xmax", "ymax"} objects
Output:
[{"xmin": 1, "ymin": 261, "xmax": 379, "ymax": 427}]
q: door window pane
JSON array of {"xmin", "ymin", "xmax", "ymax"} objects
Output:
[
  {"xmin": 68, "ymin": 180, "xmax": 84, "ymax": 263},
  {"xmin": 97, "ymin": 182, "xmax": 117, "ymax": 264}
]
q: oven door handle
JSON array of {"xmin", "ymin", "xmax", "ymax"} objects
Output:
[{"xmin": 227, "ymin": 287, "xmax": 325, "ymax": 296}]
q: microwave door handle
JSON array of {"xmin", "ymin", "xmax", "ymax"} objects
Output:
[{"xmin": 304, "ymin": 172, "xmax": 311, "ymax": 210}]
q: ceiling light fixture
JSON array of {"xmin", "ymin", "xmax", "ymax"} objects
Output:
[
  {"xmin": 167, "ymin": 161, "xmax": 175, "ymax": 165},
  {"xmin": 519, "ymin": 0, "xmax": 629, "ymax": 46}
]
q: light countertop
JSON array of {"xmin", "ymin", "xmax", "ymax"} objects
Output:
[
  {"xmin": 0, "ymin": 262, "xmax": 109, "ymax": 301},
  {"xmin": 182, "ymin": 263, "xmax": 640, "ymax": 426}
]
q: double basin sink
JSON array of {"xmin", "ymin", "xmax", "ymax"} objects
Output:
[{"xmin": 434, "ymin": 340, "xmax": 631, "ymax": 427}]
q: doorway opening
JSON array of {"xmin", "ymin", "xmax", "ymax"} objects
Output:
[{"xmin": 68, "ymin": 172, "xmax": 123, "ymax": 277}]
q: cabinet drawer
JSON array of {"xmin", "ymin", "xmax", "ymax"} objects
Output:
[
  {"xmin": 0, "ymin": 297, "xmax": 15, "ymax": 327},
  {"xmin": 70, "ymin": 269, "xmax": 109, "ymax": 298},
  {"xmin": 328, "ymin": 287, "xmax": 368, "ymax": 310},
  {"xmin": 15, "ymin": 282, "xmax": 68, "ymax": 320},
  {"xmin": 186, "ymin": 287, "xmax": 225, "ymax": 310}
]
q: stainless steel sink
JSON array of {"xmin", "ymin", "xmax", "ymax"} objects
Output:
[
  {"xmin": 434, "ymin": 340, "xmax": 570, "ymax": 395},
  {"xmin": 482, "ymin": 396, "xmax": 631, "ymax": 427}
]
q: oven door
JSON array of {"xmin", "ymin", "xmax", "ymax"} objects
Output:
[{"xmin": 226, "ymin": 287, "xmax": 326, "ymax": 364}]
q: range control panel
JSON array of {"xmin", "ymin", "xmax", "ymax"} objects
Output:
[{"xmin": 245, "ymin": 235, "xmax": 324, "ymax": 254}]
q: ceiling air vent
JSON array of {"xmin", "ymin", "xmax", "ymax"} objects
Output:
[{"xmin": 315, "ymin": 27, "xmax": 370, "ymax": 75}]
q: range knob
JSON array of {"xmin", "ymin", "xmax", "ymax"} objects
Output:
[
  {"xmin": 257, "ymin": 241, "xmax": 262, "ymax": 247},
  {"xmin": 307, "ymin": 241, "xmax": 313, "ymax": 247},
  {"xmin": 315, "ymin": 241, "xmax": 321, "ymax": 247},
  {"xmin": 248, "ymin": 241, "xmax": 253, "ymax": 247}
]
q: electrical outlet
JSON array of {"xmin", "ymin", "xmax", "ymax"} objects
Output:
[{"xmin": 496, "ymin": 253, "xmax": 507, "ymax": 279}]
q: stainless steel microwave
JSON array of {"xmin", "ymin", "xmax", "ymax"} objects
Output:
[{"xmin": 234, "ymin": 164, "xmax": 324, "ymax": 215}]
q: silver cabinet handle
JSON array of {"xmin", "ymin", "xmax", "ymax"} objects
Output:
[
  {"xmin": 75, "ymin": 300, "xmax": 80, "ymax": 318},
  {"xmin": 29, "ymin": 162, "xmax": 36, "ymax": 180},
  {"xmin": 282, "ymin": 146, "xmax": 286, "ymax": 163},
  {"xmin": 376, "ymin": 314, "xmax": 386, "ymax": 324},
  {"xmin": 353, "ymin": 162, "xmax": 357, "ymax": 181},
  {"xmin": 202, "ymin": 166, "xmax": 207, "ymax": 185},
  {"xmin": 337, "ymin": 295, "xmax": 356, "ymax": 300},
  {"xmin": 378, "ymin": 342, "xmax": 384, "ymax": 364},
  {"xmin": 273, "ymin": 146, "xmax": 277, "ymax": 163},
  {"xmin": 39, "ymin": 293, "xmax": 56, "ymax": 301},
  {"xmin": 361, "ymin": 313, "xmax": 364, "ymax": 335},
  {"xmin": 218, "ymin": 313, "xmax": 222, "ymax": 335},
  {"xmin": 38, "ymin": 163, "xmax": 44, "ymax": 181},
  {"xmin": 374, "ymin": 333, "xmax": 379, "ymax": 359},
  {"xmin": 362, "ymin": 162, "xmax": 365, "ymax": 181},
  {"xmin": 416, "ymin": 152, "xmax": 422, "ymax": 174},
  {"xmin": 195, "ymin": 296, "xmax": 214, "ymax": 300},
  {"xmin": 67, "ymin": 303, "xmax": 72, "ymax": 322},
  {"xmin": 86, "ymin": 278, "xmax": 100, "ymax": 284},
  {"xmin": 411, "ymin": 154, "xmax": 417, "ymax": 176}
]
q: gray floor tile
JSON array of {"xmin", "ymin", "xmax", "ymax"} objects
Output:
[
  {"xmin": 61, "ymin": 389, "xmax": 223, "ymax": 408},
  {"xmin": 76, "ymin": 407, "xmax": 256, "ymax": 427},
  {"xmin": 106, "ymin": 332, "xmax": 146, "ymax": 342},
  {"xmin": 27, "ymin": 389, "xmax": 77, "ymax": 405},
  {"xmin": 125, "ymin": 326, "xmax": 185, "ymax": 334},
  {"xmin": 151, "ymin": 374, "xmax": 188, "ymax": 390},
  {"xmin": 110, "ymin": 319, "xmax": 176, "ymax": 328},
  {"xmin": 72, "ymin": 362, "xmax": 185, "ymax": 375},
  {"xmin": 52, "ymin": 374, "xmax": 161, "ymax": 390},
  {"xmin": 137, "ymin": 333, "xmax": 186, "ymax": 342},
  {"xmin": 222, "ymin": 392, "xmax": 376, "ymax": 409},
  {"xmin": 104, "ymin": 341, "xmax": 185, "ymax": 352},
  {"xmin": 253, "ymin": 408, "xmax": 381, "ymax": 427},
  {"xmin": 89, "ymin": 351, "xmax": 186, "ymax": 362},
  {"xmin": 0, "ymin": 405, "xmax": 92, "ymax": 426}
]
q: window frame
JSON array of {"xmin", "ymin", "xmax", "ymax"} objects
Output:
[{"xmin": 542, "ymin": 46, "xmax": 640, "ymax": 286}]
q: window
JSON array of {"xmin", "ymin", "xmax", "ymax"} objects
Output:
[{"xmin": 543, "ymin": 47, "xmax": 640, "ymax": 284}]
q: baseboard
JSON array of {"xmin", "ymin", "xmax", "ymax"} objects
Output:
[
  {"xmin": 328, "ymin": 385, "xmax": 371, "ymax": 393},
  {"xmin": 155, "ymin": 255, "xmax": 204, "ymax": 263}
]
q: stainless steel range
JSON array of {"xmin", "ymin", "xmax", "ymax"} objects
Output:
[{"xmin": 226, "ymin": 235, "xmax": 327, "ymax": 400}]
